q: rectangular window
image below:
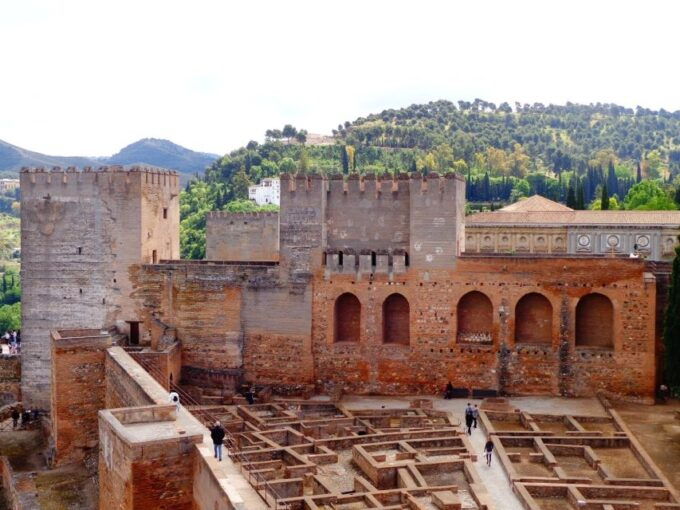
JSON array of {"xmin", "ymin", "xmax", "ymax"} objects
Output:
[
  {"xmin": 163, "ymin": 208, "xmax": 168, "ymax": 219},
  {"xmin": 152, "ymin": 250, "xmax": 157, "ymax": 264}
]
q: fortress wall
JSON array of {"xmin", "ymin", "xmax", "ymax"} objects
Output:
[
  {"xmin": 325, "ymin": 173, "xmax": 410, "ymax": 253},
  {"xmin": 21, "ymin": 167, "xmax": 179, "ymax": 409},
  {"xmin": 206, "ymin": 211, "xmax": 279, "ymax": 261},
  {"xmin": 409, "ymin": 172, "xmax": 465, "ymax": 269},
  {"xmin": 279, "ymin": 173, "xmax": 326, "ymax": 279},
  {"xmin": 129, "ymin": 262, "xmax": 313, "ymax": 388},
  {"xmin": 309, "ymin": 256, "xmax": 656, "ymax": 401}
]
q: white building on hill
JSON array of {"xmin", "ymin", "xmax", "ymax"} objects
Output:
[{"xmin": 248, "ymin": 177, "xmax": 280, "ymax": 206}]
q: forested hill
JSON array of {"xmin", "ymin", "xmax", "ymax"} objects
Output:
[
  {"xmin": 339, "ymin": 100, "xmax": 680, "ymax": 167},
  {"xmin": 180, "ymin": 100, "xmax": 680, "ymax": 258}
]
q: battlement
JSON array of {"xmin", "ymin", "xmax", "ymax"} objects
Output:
[
  {"xmin": 207, "ymin": 210, "xmax": 278, "ymax": 219},
  {"xmin": 280, "ymin": 171, "xmax": 464, "ymax": 196},
  {"xmin": 20, "ymin": 165, "xmax": 179, "ymax": 192}
]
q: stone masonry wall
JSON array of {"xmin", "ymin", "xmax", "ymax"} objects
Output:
[
  {"xmin": 20, "ymin": 167, "xmax": 179, "ymax": 409},
  {"xmin": 206, "ymin": 211, "xmax": 279, "ymax": 261}
]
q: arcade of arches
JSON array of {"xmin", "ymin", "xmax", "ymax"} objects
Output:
[{"xmin": 332, "ymin": 290, "xmax": 615, "ymax": 349}]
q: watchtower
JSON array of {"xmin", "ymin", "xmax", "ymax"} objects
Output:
[{"xmin": 20, "ymin": 166, "xmax": 180, "ymax": 409}]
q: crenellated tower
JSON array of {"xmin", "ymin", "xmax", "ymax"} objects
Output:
[{"xmin": 20, "ymin": 166, "xmax": 180, "ymax": 409}]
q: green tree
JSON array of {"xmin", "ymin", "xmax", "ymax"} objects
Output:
[
  {"xmin": 340, "ymin": 146, "xmax": 350, "ymax": 174},
  {"xmin": 566, "ymin": 178, "xmax": 576, "ymax": 208},
  {"xmin": 623, "ymin": 180, "xmax": 677, "ymax": 210},
  {"xmin": 224, "ymin": 199, "xmax": 278, "ymax": 213},
  {"xmin": 0, "ymin": 303, "xmax": 20, "ymax": 332},
  {"xmin": 282, "ymin": 124, "xmax": 297, "ymax": 143},
  {"xmin": 298, "ymin": 148, "xmax": 310, "ymax": 174},
  {"xmin": 663, "ymin": 239, "xmax": 680, "ymax": 392},
  {"xmin": 278, "ymin": 157, "xmax": 297, "ymax": 174},
  {"xmin": 576, "ymin": 178, "xmax": 586, "ymax": 210},
  {"xmin": 231, "ymin": 169, "xmax": 252, "ymax": 199},
  {"xmin": 295, "ymin": 129, "xmax": 308, "ymax": 144},
  {"xmin": 601, "ymin": 182, "xmax": 610, "ymax": 210}
]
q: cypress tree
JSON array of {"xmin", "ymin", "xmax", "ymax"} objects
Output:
[
  {"xmin": 576, "ymin": 178, "xmax": 586, "ymax": 210},
  {"xmin": 636, "ymin": 161, "xmax": 643, "ymax": 183},
  {"xmin": 601, "ymin": 182, "xmax": 610, "ymax": 210},
  {"xmin": 340, "ymin": 146, "xmax": 349, "ymax": 174},
  {"xmin": 663, "ymin": 239, "xmax": 680, "ymax": 392},
  {"xmin": 566, "ymin": 178, "xmax": 576, "ymax": 208}
]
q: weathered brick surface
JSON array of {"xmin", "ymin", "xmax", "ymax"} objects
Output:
[
  {"xmin": 206, "ymin": 211, "xmax": 279, "ymax": 261},
  {"xmin": 50, "ymin": 330, "xmax": 111, "ymax": 465},
  {"xmin": 310, "ymin": 256, "xmax": 655, "ymax": 400},
  {"xmin": 0, "ymin": 356, "xmax": 21, "ymax": 404}
]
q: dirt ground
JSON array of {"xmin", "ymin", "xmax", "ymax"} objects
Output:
[
  {"xmin": 0, "ymin": 425, "xmax": 97, "ymax": 510},
  {"xmin": 613, "ymin": 399, "xmax": 680, "ymax": 489}
]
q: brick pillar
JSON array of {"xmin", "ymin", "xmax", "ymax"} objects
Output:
[{"xmin": 51, "ymin": 329, "xmax": 112, "ymax": 466}]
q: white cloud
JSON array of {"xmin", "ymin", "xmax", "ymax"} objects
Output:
[{"xmin": 0, "ymin": 0, "xmax": 678, "ymax": 156}]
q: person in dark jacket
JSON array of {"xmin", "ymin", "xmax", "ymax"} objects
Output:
[
  {"xmin": 465, "ymin": 411, "xmax": 473, "ymax": 435},
  {"xmin": 11, "ymin": 408, "xmax": 19, "ymax": 429},
  {"xmin": 210, "ymin": 421, "xmax": 226, "ymax": 461},
  {"xmin": 483, "ymin": 437, "xmax": 494, "ymax": 466},
  {"xmin": 444, "ymin": 382, "xmax": 454, "ymax": 400}
]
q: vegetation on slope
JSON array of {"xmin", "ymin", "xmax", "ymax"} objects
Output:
[{"xmin": 181, "ymin": 101, "xmax": 680, "ymax": 258}]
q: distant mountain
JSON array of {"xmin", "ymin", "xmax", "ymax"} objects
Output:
[
  {"xmin": 0, "ymin": 138, "xmax": 218, "ymax": 183},
  {"xmin": 105, "ymin": 138, "xmax": 218, "ymax": 180}
]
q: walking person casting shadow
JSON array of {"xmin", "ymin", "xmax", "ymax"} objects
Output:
[{"xmin": 483, "ymin": 437, "xmax": 494, "ymax": 467}]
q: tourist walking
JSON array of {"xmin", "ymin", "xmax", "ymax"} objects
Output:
[
  {"xmin": 210, "ymin": 421, "xmax": 226, "ymax": 461},
  {"xmin": 483, "ymin": 437, "xmax": 494, "ymax": 466},
  {"xmin": 11, "ymin": 408, "xmax": 19, "ymax": 429},
  {"xmin": 472, "ymin": 405, "xmax": 479, "ymax": 429},
  {"xmin": 444, "ymin": 381, "xmax": 454, "ymax": 400},
  {"xmin": 465, "ymin": 410, "xmax": 473, "ymax": 435}
]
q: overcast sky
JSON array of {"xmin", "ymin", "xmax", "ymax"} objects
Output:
[{"xmin": 1, "ymin": 0, "xmax": 678, "ymax": 157}]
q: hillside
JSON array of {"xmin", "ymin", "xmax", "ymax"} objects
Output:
[
  {"xmin": 0, "ymin": 138, "xmax": 218, "ymax": 182},
  {"xmin": 180, "ymin": 101, "xmax": 680, "ymax": 258}
]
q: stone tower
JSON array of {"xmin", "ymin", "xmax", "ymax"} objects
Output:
[{"xmin": 20, "ymin": 166, "xmax": 180, "ymax": 409}]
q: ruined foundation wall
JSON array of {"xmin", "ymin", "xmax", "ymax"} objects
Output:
[
  {"xmin": 20, "ymin": 167, "xmax": 179, "ymax": 409},
  {"xmin": 206, "ymin": 211, "xmax": 279, "ymax": 262}
]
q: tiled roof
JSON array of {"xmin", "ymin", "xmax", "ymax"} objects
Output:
[
  {"xmin": 500, "ymin": 195, "xmax": 573, "ymax": 212},
  {"xmin": 467, "ymin": 210, "xmax": 680, "ymax": 226}
]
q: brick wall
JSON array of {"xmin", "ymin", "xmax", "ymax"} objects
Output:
[
  {"xmin": 309, "ymin": 256, "xmax": 656, "ymax": 401},
  {"xmin": 0, "ymin": 356, "xmax": 21, "ymax": 404},
  {"xmin": 50, "ymin": 329, "xmax": 111, "ymax": 465},
  {"xmin": 98, "ymin": 405, "xmax": 201, "ymax": 510}
]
